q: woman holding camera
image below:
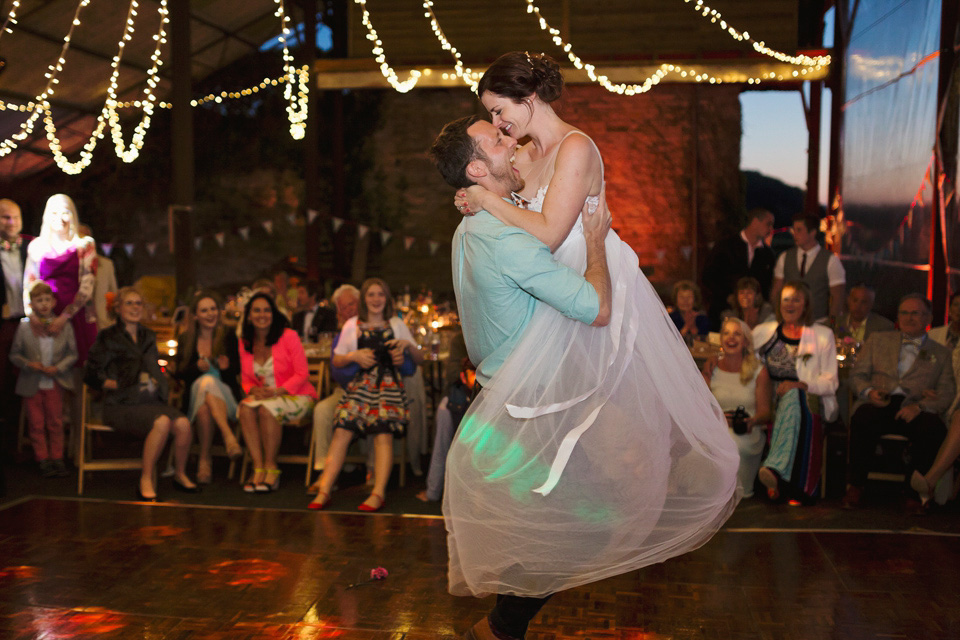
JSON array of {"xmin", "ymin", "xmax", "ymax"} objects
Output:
[
  {"xmin": 702, "ymin": 317, "xmax": 772, "ymax": 498},
  {"xmin": 752, "ymin": 281, "xmax": 838, "ymax": 503},
  {"xmin": 308, "ymin": 278, "xmax": 422, "ymax": 512}
]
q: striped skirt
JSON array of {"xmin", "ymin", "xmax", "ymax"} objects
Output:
[{"xmin": 334, "ymin": 365, "xmax": 408, "ymax": 437}]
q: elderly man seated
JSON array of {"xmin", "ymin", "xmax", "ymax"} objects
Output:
[
  {"xmin": 842, "ymin": 293, "xmax": 955, "ymax": 509},
  {"xmin": 833, "ymin": 283, "xmax": 894, "ymax": 344}
]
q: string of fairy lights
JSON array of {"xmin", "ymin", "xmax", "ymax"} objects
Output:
[
  {"xmin": 0, "ymin": 0, "xmax": 830, "ymax": 175},
  {"xmin": 0, "ymin": 0, "xmax": 307, "ymax": 174}
]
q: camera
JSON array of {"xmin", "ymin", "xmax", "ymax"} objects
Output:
[{"xmin": 732, "ymin": 406, "xmax": 749, "ymax": 435}]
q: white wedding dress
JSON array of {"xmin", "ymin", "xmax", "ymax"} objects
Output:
[{"xmin": 443, "ymin": 131, "xmax": 741, "ymax": 598}]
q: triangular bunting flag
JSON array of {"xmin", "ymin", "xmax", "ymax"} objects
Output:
[
  {"xmin": 123, "ymin": 243, "xmax": 134, "ymax": 257},
  {"xmin": 146, "ymin": 242, "xmax": 157, "ymax": 257},
  {"xmin": 194, "ymin": 237, "xmax": 203, "ymax": 251},
  {"xmin": 307, "ymin": 209, "xmax": 319, "ymax": 224},
  {"xmin": 238, "ymin": 227, "xmax": 250, "ymax": 241},
  {"xmin": 404, "ymin": 236, "xmax": 415, "ymax": 251},
  {"xmin": 215, "ymin": 232, "xmax": 225, "ymax": 247},
  {"xmin": 429, "ymin": 240, "xmax": 440, "ymax": 256},
  {"xmin": 286, "ymin": 212, "xmax": 297, "ymax": 225},
  {"xmin": 655, "ymin": 249, "xmax": 666, "ymax": 262},
  {"xmin": 331, "ymin": 217, "xmax": 344, "ymax": 232},
  {"xmin": 680, "ymin": 246, "xmax": 692, "ymax": 261},
  {"xmin": 101, "ymin": 243, "xmax": 114, "ymax": 255},
  {"xmin": 358, "ymin": 224, "xmax": 369, "ymax": 239},
  {"xmin": 262, "ymin": 220, "xmax": 274, "ymax": 234},
  {"xmin": 380, "ymin": 230, "xmax": 392, "ymax": 245}
]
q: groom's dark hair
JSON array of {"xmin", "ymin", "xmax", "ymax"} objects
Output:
[{"xmin": 430, "ymin": 115, "xmax": 483, "ymax": 189}]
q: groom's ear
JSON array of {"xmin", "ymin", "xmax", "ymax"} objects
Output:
[{"xmin": 465, "ymin": 159, "xmax": 487, "ymax": 181}]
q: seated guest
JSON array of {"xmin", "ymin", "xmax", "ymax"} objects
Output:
[
  {"xmin": 237, "ymin": 292, "xmax": 316, "ymax": 492},
  {"xmin": 701, "ymin": 318, "xmax": 771, "ymax": 498},
  {"xmin": 753, "ymin": 281, "xmax": 839, "ymax": 503},
  {"xmin": 833, "ymin": 283, "xmax": 894, "ymax": 344},
  {"xmin": 307, "ymin": 284, "xmax": 361, "ymax": 492},
  {"xmin": 308, "ymin": 278, "xmax": 422, "ymax": 512},
  {"xmin": 912, "ymin": 344, "xmax": 960, "ymax": 506},
  {"xmin": 417, "ymin": 358, "xmax": 477, "ymax": 503},
  {"xmin": 84, "ymin": 287, "xmax": 198, "ymax": 501},
  {"xmin": 720, "ymin": 276, "xmax": 775, "ymax": 330},
  {"xmin": 172, "ymin": 290, "xmax": 243, "ymax": 484},
  {"xmin": 843, "ymin": 293, "xmax": 955, "ymax": 509},
  {"xmin": 669, "ymin": 280, "xmax": 710, "ymax": 339},
  {"xmin": 291, "ymin": 279, "xmax": 337, "ymax": 342},
  {"xmin": 928, "ymin": 292, "xmax": 960, "ymax": 351},
  {"xmin": 10, "ymin": 281, "xmax": 78, "ymax": 477}
]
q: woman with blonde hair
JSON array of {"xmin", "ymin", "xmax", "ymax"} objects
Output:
[
  {"xmin": 24, "ymin": 194, "xmax": 98, "ymax": 363},
  {"xmin": 702, "ymin": 317, "xmax": 772, "ymax": 497}
]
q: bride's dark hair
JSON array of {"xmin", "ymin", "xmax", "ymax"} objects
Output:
[{"xmin": 477, "ymin": 51, "xmax": 564, "ymax": 103}]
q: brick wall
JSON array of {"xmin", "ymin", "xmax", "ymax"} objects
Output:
[{"xmin": 362, "ymin": 84, "xmax": 742, "ymax": 301}]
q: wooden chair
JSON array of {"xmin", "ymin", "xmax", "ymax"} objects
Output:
[{"xmin": 76, "ymin": 385, "xmax": 141, "ymax": 495}]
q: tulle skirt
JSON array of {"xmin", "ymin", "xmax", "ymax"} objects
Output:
[{"xmin": 443, "ymin": 223, "xmax": 742, "ymax": 598}]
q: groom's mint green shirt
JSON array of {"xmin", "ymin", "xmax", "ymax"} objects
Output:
[{"xmin": 452, "ymin": 209, "xmax": 599, "ymax": 385}]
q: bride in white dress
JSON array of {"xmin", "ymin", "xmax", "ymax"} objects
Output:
[{"xmin": 444, "ymin": 52, "xmax": 741, "ymax": 599}]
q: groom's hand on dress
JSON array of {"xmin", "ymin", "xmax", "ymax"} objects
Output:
[{"xmin": 582, "ymin": 189, "xmax": 611, "ymax": 243}]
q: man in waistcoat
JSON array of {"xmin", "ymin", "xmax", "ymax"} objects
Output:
[
  {"xmin": 0, "ymin": 199, "xmax": 31, "ymax": 466},
  {"xmin": 700, "ymin": 208, "xmax": 775, "ymax": 330},
  {"xmin": 770, "ymin": 212, "xmax": 845, "ymax": 324}
]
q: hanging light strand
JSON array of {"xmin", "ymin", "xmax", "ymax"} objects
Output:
[
  {"xmin": 274, "ymin": 0, "xmax": 308, "ymax": 139},
  {"xmin": 354, "ymin": 0, "xmax": 421, "ymax": 93},
  {"xmin": 0, "ymin": 0, "xmax": 92, "ymax": 159},
  {"xmin": 0, "ymin": 0, "xmax": 22, "ymax": 42},
  {"xmin": 422, "ymin": 1, "xmax": 479, "ymax": 91},
  {"xmin": 682, "ymin": 0, "xmax": 830, "ymax": 67}
]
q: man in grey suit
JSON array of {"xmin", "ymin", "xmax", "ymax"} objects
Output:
[
  {"xmin": 842, "ymin": 293, "xmax": 955, "ymax": 508},
  {"xmin": 0, "ymin": 199, "xmax": 32, "ymax": 464}
]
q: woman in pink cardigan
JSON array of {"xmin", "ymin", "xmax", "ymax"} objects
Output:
[{"xmin": 238, "ymin": 292, "xmax": 317, "ymax": 492}]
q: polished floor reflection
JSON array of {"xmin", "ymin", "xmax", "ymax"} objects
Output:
[{"xmin": 0, "ymin": 498, "xmax": 958, "ymax": 639}]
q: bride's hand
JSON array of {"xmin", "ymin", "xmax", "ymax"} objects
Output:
[{"xmin": 454, "ymin": 186, "xmax": 490, "ymax": 216}]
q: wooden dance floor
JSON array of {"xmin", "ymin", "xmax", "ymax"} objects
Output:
[{"xmin": 0, "ymin": 497, "xmax": 959, "ymax": 639}]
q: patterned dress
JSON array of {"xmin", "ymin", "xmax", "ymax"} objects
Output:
[
  {"xmin": 757, "ymin": 324, "xmax": 823, "ymax": 500},
  {"xmin": 334, "ymin": 324, "xmax": 408, "ymax": 437}
]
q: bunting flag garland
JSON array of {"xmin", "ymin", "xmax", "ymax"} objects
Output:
[
  {"xmin": 93, "ymin": 206, "xmax": 457, "ymax": 262},
  {"xmin": 680, "ymin": 246, "xmax": 692, "ymax": 261},
  {"xmin": 656, "ymin": 249, "xmax": 666, "ymax": 262}
]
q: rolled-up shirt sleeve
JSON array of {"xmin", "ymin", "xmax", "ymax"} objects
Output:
[{"xmin": 496, "ymin": 228, "xmax": 599, "ymax": 325}]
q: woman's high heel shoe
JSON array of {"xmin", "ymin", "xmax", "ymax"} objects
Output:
[
  {"xmin": 261, "ymin": 468, "xmax": 281, "ymax": 492},
  {"xmin": 911, "ymin": 470, "xmax": 933, "ymax": 505},
  {"xmin": 357, "ymin": 493, "xmax": 384, "ymax": 512},
  {"xmin": 244, "ymin": 469, "xmax": 267, "ymax": 493},
  {"xmin": 308, "ymin": 491, "xmax": 330, "ymax": 510},
  {"xmin": 224, "ymin": 436, "xmax": 243, "ymax": 460}
]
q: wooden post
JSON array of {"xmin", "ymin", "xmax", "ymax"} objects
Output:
[{"xmin": 169, "ymin": 0, "xmax": 194, "ymax": 302}]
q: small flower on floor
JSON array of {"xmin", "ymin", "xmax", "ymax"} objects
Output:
[{"xmin": 346, "ymin": 566, "xmax": 388, "ymax": 589}]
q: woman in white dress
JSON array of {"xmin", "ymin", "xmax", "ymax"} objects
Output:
[{"xmin": 449, "ymin": 52, "xmax": 741, "ymax": 640}]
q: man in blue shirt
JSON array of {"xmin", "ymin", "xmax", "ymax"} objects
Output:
[{"xmin": 430, "ymin": 115, "xmax": 612, "ymax": 640}]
